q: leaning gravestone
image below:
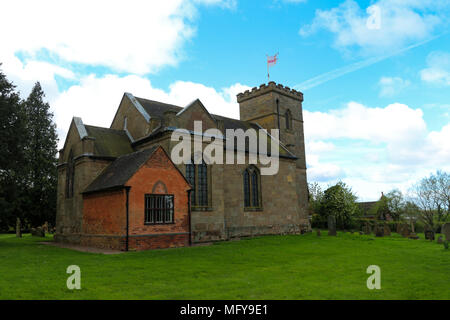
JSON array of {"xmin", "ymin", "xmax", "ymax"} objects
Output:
[
  {"xmin": 442, "ymin": 223, "xmax": 450, "ymax": 241},
  {"xmin": 328, "ymin": 215, "xmax": 337, "ymax": 236}
]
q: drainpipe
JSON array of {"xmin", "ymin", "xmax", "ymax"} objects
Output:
[
  {"xmin": 125, "ymin": 186, "xmax": 131, "ymax": 251},
  {"xmin": 187, "ymin": 189, "xmax": 192, "ymax": 246}
]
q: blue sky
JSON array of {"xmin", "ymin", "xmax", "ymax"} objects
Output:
[{"xmin": 1, "ymin": 0, "xmax": 450, "ymax": 200}]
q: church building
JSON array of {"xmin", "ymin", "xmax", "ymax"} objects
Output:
[{"xmin": 55, "ymin": 81, "xmax": 310, "ymax": 250}]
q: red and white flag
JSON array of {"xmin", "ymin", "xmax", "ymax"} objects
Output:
[{"xmin": 267, "ymin": 53, "xmax": 278, "ymax": 66}]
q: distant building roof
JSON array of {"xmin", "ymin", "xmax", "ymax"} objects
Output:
[
  {"xmin": 357, "ymin": 201, "xmax": 378, "ymax": 217},
  {"xmin": 83, "ymin": 147, "xmax": 158, "ymax": 194}
]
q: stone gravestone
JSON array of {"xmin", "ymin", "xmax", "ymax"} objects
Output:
[
  {"xmin": 317, "ymin": 229, "xmax": 321, "ymax": 237},
  {"xmin": 424, "ymin": 226, "xmax": 435, "ymax": 241},
  {"xmin": 398, "ymin": 224, "xmax": 410, "ymax": 237},
  {"xmin": 375, "ymin": 224, "xmax": 384, "ymax": 237},
  {"xmin": 363, "ymin": 222, "xmax": 372, "ymax": 235},
  {"xmin": 328, "ymin": 215, "xmax": 337, "ymax": 236},
  {"xmin": 31, "ymin": 227, "xmax": 45, "ymax": 237},
  {"xmin": 437, "ymin": 236, "xmax": 443, "ymax": 244},
  {"xmin": 442, "ymin": 223, "xmax": 450, "ymax": 241},
  {"xmin": 384, "ymin": 224, "xmax": 391, "ymax": 236}
]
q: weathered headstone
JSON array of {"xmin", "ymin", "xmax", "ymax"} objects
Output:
[
  {"xmin": 398, "ymin": 224, "xmax": 410, "ymax": 237},
  {"xmin": 328, "ymin": 215, "xmax": 336, "ymax": 236},
  {"xmin": 375, "ymin": 225, "xmax": 384, "ymax": 237},
  {"xmin": 409, "ymin": 233, "xmax": 419, "ymax": 240},
  {"xmin": 384, "ymin": 224, "xmax": 391, "ymax": 236},
  {"xmin": 424, "ymin": 228, "xmax": 435, "ymax": 241},
  {"xmin": 437, "ymin": 236, "xmax": 443, "ymax": 244},
  {"xmin": 363, "ymin": 222, "xmax": 372, "ymax": 235},
  {"xmin": 442, "ymin": 223, "xmax": 450, "ymax": 241},
  {"xmin": 31, "ymin": 226, "xmax": 45, "ymax": 237},
  {"xmin": 317, "ymin": 229, "xmax": 321, "ymax": 237}
]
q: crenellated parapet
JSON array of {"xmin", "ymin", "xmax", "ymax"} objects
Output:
[{"xmin": 237, "ymin": 81, "xmax": 303, "ymax": 103}]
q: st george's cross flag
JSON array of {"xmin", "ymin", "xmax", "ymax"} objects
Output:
[
  {"xmin": 267, "ymin": 53, "xmax": 278, "ymax": 81},
  {"xmin": 267, "ymin": 53, "xmax": 278, "ymax": 66}
]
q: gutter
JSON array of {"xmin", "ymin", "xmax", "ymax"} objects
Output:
[{"xmin": 187, "ymin": 189, "xmax": 192, "ymax": 246}]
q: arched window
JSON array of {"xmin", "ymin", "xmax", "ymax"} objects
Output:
[
  {"xmin": 243, "ymin": 170, "xmax": 250, "ymax": 207},
  {"xmin": 243, "ymin": 166, "xmax": 261, "ymax": 209},
  {"xmin": 186, "ymin": 163, "xmax": 195, "ymax": 205},
  {"xmin": 285, "ymin": 109, "xmax": 292, "ymax": 130},
  {"xmin": 65, "ymin": 150, "xmax": 75, "ymax": 198},
  {"xmin": 198, "ymin": 161, "xmax": 208, "ymax": 206},
  {"xmin": 186, "ymin": 160, "xmax": 209, "ymax": 208}
]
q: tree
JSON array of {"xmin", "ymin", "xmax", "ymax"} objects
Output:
[
  {"xmin": 369, "ymin": 193, "xmax": 390, "ymax": 220},
  {"xmin": 410, "ymin": 171, "xmax": 450, "ymax": 230},
  {"xmin": 308, "ymin": 182, "xmax": 324, "ymax": 215},
  {"xmin": 22, "ymin": 82, "xmax": 58, "ymax": 227},
  {"xmin": 385, "ymin": 189, "xmax": 405, "ymax": 221},
  {"xmin": 319, "ymin": 181, "xmax": 358, "ymax": 229},
  {"xmin": 0, "ymin": 64, "xmax": 28, "ymax": 236}
]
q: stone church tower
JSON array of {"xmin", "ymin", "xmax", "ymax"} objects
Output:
[{"xmin": 237, "ymin": 81, "xmax": 308, "ymax": 218}]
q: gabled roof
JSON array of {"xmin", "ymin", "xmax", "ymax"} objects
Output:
[
  {"xmin": 136, "ymin": 96, "xmax": 182, "ymax": 119},
  {"xmin": 84, "ymin": 125, "xmax": 134, "ymax": 158},
  {"xmin": 131, "ymin": 95, "xmax": 296, "ymax": 158},
  {"xmin": 83, "ymin": 147, "xmax": 158, "ymax": 194}
]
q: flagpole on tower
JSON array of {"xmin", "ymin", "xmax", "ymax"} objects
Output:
[{"xmin": 266, "ymin": 52, "xmax": 278, "ymax": 83}]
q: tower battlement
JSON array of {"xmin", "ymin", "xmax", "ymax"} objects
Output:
[{"xmin": 237, "ymin": 81, "xmax": 303, "ymax": 103}]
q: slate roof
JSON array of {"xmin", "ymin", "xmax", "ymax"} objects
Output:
[
  {"xmin": 84, "ymin": 125, "xmax": 133, "ymax": 158},
  {"xmin": 83, "ymin": 147, "xmax": 158, "ymax": 194},
  {"xmin": 134, "ymin": 96, "xmax": 295, "ymax": 158}
]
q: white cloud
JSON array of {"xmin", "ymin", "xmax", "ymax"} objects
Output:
[
  {"xmin": 0, "ymin": 0, "xmax": 233, "ymax": 75},
  {"xmin": 420, "ymin": 51, "xmax": 450, "ymax": 86},
  {"xmin": 299, "ymin": 0, "xmax": 447, "ymax": 54},
  {"xmin": 378, "ymin": 76, "xmax": 410, "ymax": 97},
  {"xmin": 50, "ymin": 74, "xmax": 249, "ymax": 149},
  {"xmin": 303, "ymin": 101, "xmax": 450, "ymax": 199},
  {"xmin": 307, "ymin": 154, "xmax": 345, "ymax": 182},
  {"xmin": 304, "ymin": 102, "xmax": 427, "ymax": 146}
]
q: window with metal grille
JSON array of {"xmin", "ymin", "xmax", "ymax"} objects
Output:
[{"xmin": 145, "ymin": 194, "xmax": 174, "ymax": 224}]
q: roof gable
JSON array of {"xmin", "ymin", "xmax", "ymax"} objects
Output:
[
  {"xmin": 83, "ymin": 146, "xmax": 191, "ymax": 194},
  {"xmin": 175, "ymin": 99, "xmax": 217, "ymax": 131},
  {"xmin": 83, "ymin": 147, "xmax": 158, "ymax": 194}
]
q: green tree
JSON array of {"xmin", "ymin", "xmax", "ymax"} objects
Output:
[
  {"xmin": 320, "ymin": 181, "xmax": 358, "ymax": 229},
  {"xmin": 23, "ymin": 82, "xmax": 58, "ymax": 227},
  {"xmin": 0, "ymin": 65, "xmax": 28, "ymax": 235},
  {"xmin": 385, "ymin": 189, "xmax": 405, "ymax": 221}
]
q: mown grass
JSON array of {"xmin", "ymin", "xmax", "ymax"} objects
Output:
[{"xmin": 0, "ymin": 232, "xmax": 448, "ymax": 299}]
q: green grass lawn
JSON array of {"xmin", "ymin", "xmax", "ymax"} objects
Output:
[{"xmin": 0, "ymin": 232, "xmax": 449, "ymax": 299}]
